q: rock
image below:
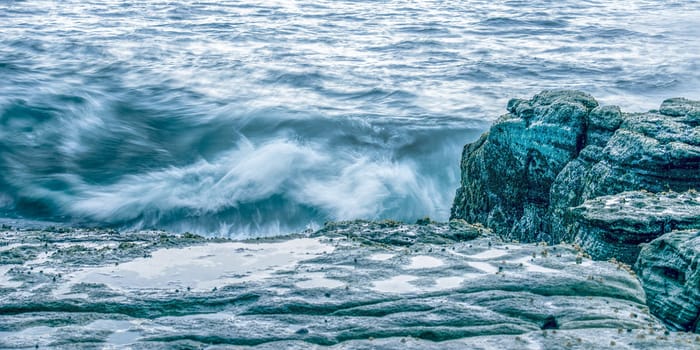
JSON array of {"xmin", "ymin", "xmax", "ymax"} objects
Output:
[
  {"xmin": 451, "ymin": 90, "xmax": 700, "ymax": 251},
  {"xmin": 540, "ymin": 315, "xmax": 559, "ymax": 330},
  {"xmin": 446, "ymin": 218, "xmax": 483, "ymax": 240},
  {"xmin": 659, "ymin": 97, "xmax": 700, "ymax": 122},
  {"xmin": 549, "ymin": 97, "xmax": 700, "ymax": 246},
  {"xmin": 416, "ymin": 217, "xmax": 434, "ymax": 225},
  {"xmin": 569, "ymin": 190, "xmax": 700, "ymax": 264},
  {"xmin": 636, "ymin": 229, "xmax": 700, "ymax": 332},
  {"xmin": 586, "ymin": 105, "xmax": 623, "ymax": 146},
  {"xmin": 2, "ymin": 223, "xmax": 694, "ymax": 348},
  {"xmin": 451, "ymin": 90, "xmax": 599, "ymax": 243},
  {"xmin": 451, "ymin": 91, "xmax": 700, "ymax": 332}
]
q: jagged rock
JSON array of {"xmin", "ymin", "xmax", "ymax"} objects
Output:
[
  {"xmin": 451, "ymin": 90, "xmax": 599, "ymax": 243},
  {"xmin": 451, "ymin": 90, "xmax": 700, "ymax": 250},
  {"xmin": 548, "ymin": 97, "xmax": 700, "ymax": 244},
  {"xmin": 570, "ymin": 190, "xmax": 700, "ymax": 264},
  {"xmin": 446, "ymin": 218, "xmax": 484, "ymax": 240},
  {"xmin": 636, "ymin": 229, "xmax": 700, "ymax": 332},
  {"xmin": 451, "ymin": 91, "xmax": 700, "ymax": 332},
  {"xmin": 3, "ymin": 223, "xmax": 696, "ymax": 348},
  {"xmin": 659, "ymin": 98, "xmax": 700, "ymax": 122}
]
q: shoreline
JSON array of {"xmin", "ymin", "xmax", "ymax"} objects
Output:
[{"xmin": 1, "ymin": 221, "xmax": 699, "ymax": 348}]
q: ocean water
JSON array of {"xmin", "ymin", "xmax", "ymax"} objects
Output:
[{"xmin": 0, "ymin": 0, "xmax": 699, "ymax": 237}]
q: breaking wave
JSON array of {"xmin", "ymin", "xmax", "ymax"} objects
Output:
[{"xmin": 0, "ymin": 0, "xmax": 698, "ymax": 236}]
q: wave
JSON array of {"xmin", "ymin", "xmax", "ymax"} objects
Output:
[
  {"xmin": 1, "ymin": 0, "xmax": 699, "ymax": 236},
  {"xmin": 0, "ymin": 97, "xmax": 482, "ymax": 236}
]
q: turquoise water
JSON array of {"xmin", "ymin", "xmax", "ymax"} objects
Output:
[{"xmin": 1, "ymin": 0, "xmax": 699, "ymax": 236}]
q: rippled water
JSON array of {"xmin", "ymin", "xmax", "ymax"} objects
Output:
[{"xmin": 1, "ymin": 0, "xmax": 699, "ymax": 236}]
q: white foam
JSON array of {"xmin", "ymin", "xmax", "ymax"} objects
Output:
[
  {"xmin": 66, "ymin": 140, "xmax": 329, "ymax": 222},
  {"xmin": 40, "ymin": 134, "xmax": 454, "ymax": 236}
]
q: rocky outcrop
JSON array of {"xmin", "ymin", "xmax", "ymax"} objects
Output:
[
  {"xmin": 636, "ymin": 229, "xmax": 700, "ymax": 332},
  {"xmin": 451, "ymin": 90, "xmax": 599, "ymax": 243},
  {"xmin": 451, "ymin": 90, "xmax": 700, "ymax": 255},
  {"xmin": 450, "ymin": 91, "xmax": 700, "ymax": 332}
]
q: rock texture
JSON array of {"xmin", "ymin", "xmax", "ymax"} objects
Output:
[
  {"xmin": 636, "ymin": 229, "xmax": 700, "ymax": 332},
  {"xmin": 450, "ymin": 90, "xmax": 700, "ymax": 332},
  {"xmin": 451, "ymin": 90, "xmax": 600, "ymax": 243},
  {"xmin": 570, "ymin": 190, "xmax": 700, "ymax": 264},
  {"xmin": 3, "ymin": 223, "xmax": 698, "ymax": 348},
  {"xmin": 451, "ymin": 90, "xmax": 700, "ymax": 254}
]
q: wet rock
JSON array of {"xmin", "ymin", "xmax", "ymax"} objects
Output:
[
  {"xmin": 659, "ymin": 97, "xmax": 700, "ymax": 122},
  {"xmin": 451, "ymin": 90, "xmax": 700, "ymax": 248},
  {"xmin": 540, "ymin": 315, "xmax": 559, "ymax": 330},
  {"xmin": 636, "ymin": 229, "xmax": 700, "ymax": 332},
  {"xmin": 445, "ymin": 219, "xmax": 483, "ymax": 240},
  {"xmin": 586, "ymin": 105, "xmax": 623, "ymax": 146},
  {"xmin": 451, "ymin": 91, "xmax": 700, "ymax": 332},
  {"xmin": 415, "ymin": 217, "xmax": 434, "ymax": 225},
  {"xmin": 1, "ymin": 223, "xmax": 689, "ymax": 348},
  {"xmin": 570, "ymin": 191, "xmax": 700, "ymax": 264},
  {"xmin": 451, "ymin": 90, "xmax": 598, "ymax": 243},
  {"xmin": 0, "ymin": 245, "xmax": 41, "ymax": 265}
]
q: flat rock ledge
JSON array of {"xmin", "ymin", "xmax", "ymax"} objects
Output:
[
  {"xmin": 570, "ymin": 190, "xmax": 700, "ymax": 265},
  {"xmin": 2, "ymin": 222, "xmax": 699, "ymax": 349}
]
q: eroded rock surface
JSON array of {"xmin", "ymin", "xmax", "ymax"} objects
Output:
[
  {"xmin": 451, "ymin": 90, "xmax": 599, "ymax": 243},
  {"xmin": 2, "ymin": 222, "xmax": 696, "ymax": 348},
  {"xmin": 636, "ymin": 230, "xmax": 700, "ymax": 332},
  {"xmin": 450, "ymin": 90, "xmax": 700, "ymax": 332},
  {"xmin": 570, "ymin": 191, "xmax": 700, "ymax": 264},
  {"xmin": 451, "ymin": 90, "xmax": 700, "ymax": 254}
]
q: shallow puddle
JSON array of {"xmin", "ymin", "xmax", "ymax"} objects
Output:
[{"xmin": 56, "ymin": 238, "xmax": 334, "ymax": 293}]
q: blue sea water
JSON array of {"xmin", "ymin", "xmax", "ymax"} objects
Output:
[{"xmin": 0, "ymin": 0, "xmax": 699, "ymax": 236}]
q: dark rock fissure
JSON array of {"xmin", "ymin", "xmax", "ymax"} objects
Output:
[{"xmin": 541, "ymin": 315, "xmax": 559, "ymax": 330}]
